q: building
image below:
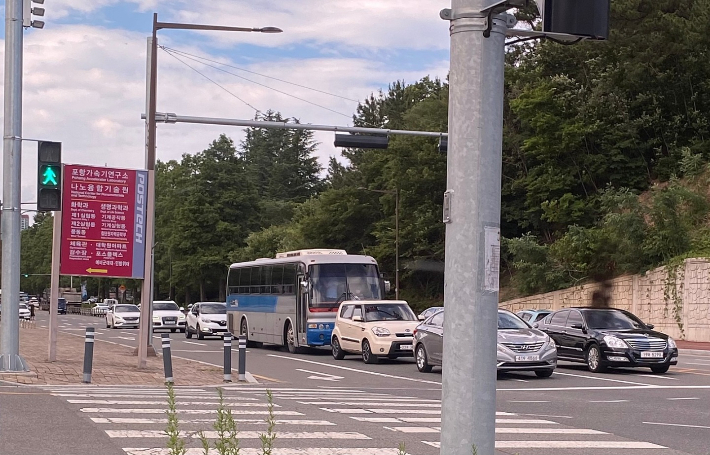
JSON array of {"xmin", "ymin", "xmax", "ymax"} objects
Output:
[{"xmin": 20, "ymin": 214, "xmax": 29, "ymax": 230}]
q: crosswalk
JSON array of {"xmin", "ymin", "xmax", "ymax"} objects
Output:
[{"xmin": 43, "ymin": 385, "xmax": 669, "ymax": 454}]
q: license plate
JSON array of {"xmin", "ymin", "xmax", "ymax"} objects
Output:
[
  {"xmin": 515, "ymin": 355, "xmax": 540, "ymax": 362},
  {"xmin": 164, "ymin": 321, "xmax": 176, "ymax": 325},
  {"xmin": 400, "ymin": 344, "xmax": 413, "ymax": 350},
  {"xmin": 641, "ymin": 351, "xmax": 664, "ymax": 358}
]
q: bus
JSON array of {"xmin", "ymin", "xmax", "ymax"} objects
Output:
[{"xmin": 226, "ymin": 249, "xmax": 388, "ymax": 353}]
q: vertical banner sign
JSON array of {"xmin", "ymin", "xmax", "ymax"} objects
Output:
[{"xmin": 60, "ymin": 165, "xmax": 147, "ymax": 279}]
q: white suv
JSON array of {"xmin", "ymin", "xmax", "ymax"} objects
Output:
[
  {"xmin": 186, "ymin": 302, "xmax": 228, "ymax": 339},
  {"xmin": 331, "ymin": 300, "xmax": 419, "ymax": 364},
  {"xmin": 152, "ymin": 300, "xmax": 186, "ymax": 333}
]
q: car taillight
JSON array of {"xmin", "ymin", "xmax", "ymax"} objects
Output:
[{"xmin": 412, "ymin": 329, "xmax": 417, "ymax": 337}]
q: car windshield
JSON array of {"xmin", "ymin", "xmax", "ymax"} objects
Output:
[
  {"xmin": 310, "ymin": 263, "xmax": 383, "ymax": 309},
  {"xmin": 584, "ymin": 310, "xmax": 644, "ymax": 330},
  {"xmin": 498, "ymin": 311, "xmax": 529, "ymax": 329},
  {"xmin": 153, "ymin": 302, "xmax": 179, "ymax": 311},
  {"xmin": 200, "ymin": 303, "xmax": 226, "ymax": 314},
  {"xmin": 19, "ymin": 304, "xmax": 27, "ymax": 310},
  {"xmin": 363, "ymin": 303, "xmax": 416, "ymax": 322},
  {"xmin": 114, "ymin": 305, "xmax": 139, "ymax": 313}
]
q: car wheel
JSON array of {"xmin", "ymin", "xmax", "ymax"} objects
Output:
[
  {"xmin": 332, "ymin": 336, "xmax": 346, "ymax": 360},
  {"xmin": 651, "ymin": 364, "xmax": 670, "ymax": 374},
  {"xmin": 185, "ymin": 325, "xmax": 193, "ymax": 339},
  {"xmin": 240, "ymin": 319, "xmax": 257, "ymax": 348},
  {"xmin": 586, "ymin": 344, "xmax": 606, "ymax": 373},
  {"xmin": 535, "ymin": 369, "xmax": 554, "ymax": 378},
  {"xmin": 196, "ymin": 324, "xmax": 204, "ymax": 340},
  {"xmin": 362, "ymin": 339, "xmax": 378, "ymax": 364},
  {"xmin": 415, "ymin": 344, "xmax": 433, "ymax": 372},
  {"xmin": 285, "ymin": 322, "xmax": 302, "ymax": 354}
]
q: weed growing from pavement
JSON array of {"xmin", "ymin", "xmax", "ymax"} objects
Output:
[
  {"xmin": 165, "ymin": 383, "xmax": 187, "ymax": 455},
  {"xmin": 397, "ymin": 442, "xmax": 407, "ymax": 455},
  {"xmin": 259, "ymin": 389, "xmax": 277, "ymax": 455}
]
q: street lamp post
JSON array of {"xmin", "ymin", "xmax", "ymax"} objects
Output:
[
  {"xmin": 359, "ymin": 187, "xmax": 399, "ymax": 300},
  {"xmin": 137, "ymin": 13, "xmax": 282, "ymax": 368}
]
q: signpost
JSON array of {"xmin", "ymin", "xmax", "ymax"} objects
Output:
[{"xmin": 60, "ymin": 165, "xmax": 148, "ymax": 279}]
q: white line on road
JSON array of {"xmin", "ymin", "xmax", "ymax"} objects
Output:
[
  {"xmin": 106, "ymin": 430, "xmax": 370, "ymax": 440},
  {"xmin": 389, "ymin": 427, "xmax": 604, "ymax": 434},
  {"xmin": 171, "ymin": 350, "xmax": 223, "ymax": 353},
  {"xmin": 634, "ymin": 374, "xmax": 678, "ymax": 381},
  {"xmin": 517, "ymin": 413, "xmax": 573, "ymax": 419},
  {"xmin": 588, "ymin": 400, "xmax": 629, "ymax": 403},
  {"xmin": 423, "ymin": 441, "xmax": 666, "ymax": 449},
  {"xmin": 552, "ymin": 371, "xmax": 657, "ymax": 386},
  {"xmin": 91, "ymin": 417, "xmax": 336, "ymax": 425},
  {"xmin": 686, "ymin": 362, "xmax": 710, "ymax": 366},
  {"xmin": 55, "ymin": 394, "xmax": 258, "ymax": 400},
  {"xmin": 644, "ymin": 421, "xmax": 710, "ymax": 429},
  {"xmin": 67, "ymin": 399, "xmax": 273, "ymax": 407},
  {"xmin": 508, "ymin": 400, "xmax": 550, "ymax": 403},
  {"xmin": 180, "ymin": 341, "xmax": 207, "ymax": 346},
  {"xmin": 666, "ymin": 397, "xmax": 699, "ymax": 400},
  {"xmin": 124, "ymin": 449, "xmax": 402, "ymax": 455},
  {"xmin": 298, "ymin": 402, "xmax": 441, "ymax": 407},
  {"xmin": 80, "ymin": 408, "xmax": 302, "ymax": 415},
  {"xmin": 110, "ymin": 336, "xmax": 135, "ymax": 341}
]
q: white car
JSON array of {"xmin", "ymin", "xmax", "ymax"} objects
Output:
[
  {"xmin": 186, "ymin": 302, "xmax": 228, "ymax": 339},
  {"xmin": 152, "ymin": 300, "xmax": 186, "ymax": 333},
  {"xmin": 19, "ymin": 303, "xmax": 31, "ymax": 320},
  {"xmin": 331, "ymin": 300, "xmax": 420, "ymax": 364},
  {"xmin": 106, "ymin": 304, "xmax": 140, "ymax": 329},
  {"xmin": 92, "ymin": 301, "xmax": 111, "ymax": 315}
]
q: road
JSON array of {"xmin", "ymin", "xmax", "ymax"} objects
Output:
[{"xmin": 26, "ymin": 312, "xmax": 710, "ymax": 455}]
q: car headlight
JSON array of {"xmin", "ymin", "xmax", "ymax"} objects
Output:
[
  {"xmin": 603, "ymin": 335, "xmax": 628, "ymax": 349},
  {"xmin": 178, "ymin": 314, "xmax": 186, "ymax": 320},
  {"xmin": 371, "ymin": 327, "xmax": 391, "ymax": 337},
  {"xmin": 200, "ymin": 317, "xmax": 211, "ymax": 323},
  {"xmin": 152, "ymin": 316, "xmax": 160, "ymax": 322},
  {"xmin": 114, "ymin": 316, "xmax": 124, "ymax": 321},
  {"xmin": 667, "ymin": 337, "xmax": 677, "ymax": 349}
]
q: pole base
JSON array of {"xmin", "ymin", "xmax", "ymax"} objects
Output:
[
  {"xmin": 132, "ymin": 345, "xmax": 158, "ymax": 357},
  {"xmin": 0, "ymin": 354, "xmax": 29, "ymax": 372}
]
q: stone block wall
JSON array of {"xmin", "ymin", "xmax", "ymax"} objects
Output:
[{"xmin": 500, "ymin": 258, "xmax": 710, "ymax": 342}]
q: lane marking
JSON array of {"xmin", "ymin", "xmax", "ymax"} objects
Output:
[
  {"xmin": 517, "ymin": 413, "xmax": 573, "ymax": 419},
  {"xmin": 54, "ymin": 394, "xmax": 257, "ymax": 400},
  {"xmin": 67, "ymin": 399, "xmax": 273, "ymax": 407},
  {"xmin": 80, "ymin": 408, "xmax": 302, "ymax": 415},
  {"xmin": 180, "ymin": 341, "xmax": 207, "ymax": 346},
  {"xmin": 589, "ymin": 400, "xmax": 628, "ymax": 403},
  {"xmin": 552, "ymin": 371, "xmax": 657, "ymax": 386},
  {"xmin": 171, "ymin": 350, "xmax": 223, "ymax": 353},
  {"xmin": 644, "ymin": 421, "xmax": 710, "ymax": 429},
  {"xmin": 299, "ymin": 402, "xmax": 440, "ymax": 407},
  {"xmin": 123, "ymin": 449, "xmax": 402, "ymax": 455},
  {"xmin": 423, "ymin": 441, "xmax": 666, "ymax": 449},
  {"xmin": 295, "ymin": 369, "xmax": 344, "ymax": 382},
  {"xmin": 508, "ymin": 400, "xmax": 549, "ymax": 403},
  {"xmin": 110, "ymin": 336, "xmax": 135, "ymax": 341},
  {"xmin": 91, "ymin": 417, "xmax": 335, "ymax": 425},
  {"xmin": 685, "ymin": 362, "xmax": 710, "ymax": 366},
  {"xmin": 666, "ymin": 397, "xmax": 699, "ymax": 400},
  {"xmin": 106, "ymin": 430, "xmax": 370, "ymax": 439},
  {"xmin": 634, "ymin": 374, "xmax": 678, "ymax": 381}
]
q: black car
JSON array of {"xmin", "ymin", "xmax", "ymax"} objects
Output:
[{"xmin": 536, "ymin": 307, "xmax": 678, "ymax": 373}]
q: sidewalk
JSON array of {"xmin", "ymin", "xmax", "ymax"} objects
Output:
[
  {"xmin": 676, "ymin": 340, "xmax": 710, "ymax": 355},
  {"xmin": 0, "ymin": 324, "xmax": 236, "ymax": 386}
]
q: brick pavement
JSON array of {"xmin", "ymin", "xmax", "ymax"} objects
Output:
[{"xmin": 0, "ymin": 324, "xmax": 229, "ymax": 386}]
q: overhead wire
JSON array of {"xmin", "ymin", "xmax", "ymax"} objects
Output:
[{"xmin": 160, "ymin": 45, "xmax": 353, "ymax": 119}]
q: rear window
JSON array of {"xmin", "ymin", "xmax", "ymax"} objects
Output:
[
  {"xmin": 498, "ymin": 311, "xmax": 528, "ymax": 329},
  {"xmin": 200, "ymin": 303, "xmax": 226, "ymax": 314},
  {"xmin": 153, "ymin": 302, "xmax": 179, "ymax": 311}
]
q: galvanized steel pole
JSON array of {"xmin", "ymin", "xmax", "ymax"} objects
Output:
[
  {"xmin": 0, "ymin": 0, "xmax": 27, "ymax": 372},
  {"xmin": 439, "ymin": 1, "xmax": 506, "ymax": 454}
]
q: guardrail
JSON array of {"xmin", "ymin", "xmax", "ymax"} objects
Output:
[{"xmin": 67, "ymin": 307, "xmax": 107, "ymax": 317}]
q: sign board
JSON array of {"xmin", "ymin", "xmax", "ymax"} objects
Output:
[{"xmin": 60, "ymin": 164, "xmax": 148, "ymax": 279}]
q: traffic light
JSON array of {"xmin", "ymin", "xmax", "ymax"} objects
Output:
[
  {"xmin": 23, "ymin": 0, "xmax": 45, "ymax": 29},
  {"xmin": 37, "ymin": 141, "xmax": 62, "ymax": 212}
]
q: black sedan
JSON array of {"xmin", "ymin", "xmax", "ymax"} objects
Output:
[{"xmin": 535, "ymin": 307, "xmax": 678, "ymax": 373}]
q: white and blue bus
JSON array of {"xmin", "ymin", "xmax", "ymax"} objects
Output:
[{"xmin": 226, "ymin": 249, "xmax": 388, "ymax": 353}]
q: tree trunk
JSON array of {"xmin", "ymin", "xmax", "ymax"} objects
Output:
[
  {"xmin": 200, "ymin": 279, "xmax": 206, "ymax": 302},
  {"xmin": 219, "ymin": 278, "xmax": 226, "ymax": 301},
  {"xmin": 185, "ymin": 286, "xmax": 190, "ymax": 306}
]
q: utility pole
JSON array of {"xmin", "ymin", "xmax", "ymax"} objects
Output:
[
  {"xmin": 439, "ymin": 0, "xmax": 506, "ymax": 454},
  {"xmin": 0, "ymin": 0, "xmax": 28, "ymax": 371}
]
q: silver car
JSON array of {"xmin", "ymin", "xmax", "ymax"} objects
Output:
[{"xmin": 413, "ymin": 308, "xmax": 558, "ymax": 378}]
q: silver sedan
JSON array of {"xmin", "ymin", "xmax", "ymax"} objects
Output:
[{"xmin": 413, "ymin": 308, "xmax": 558, "ymax": 378}]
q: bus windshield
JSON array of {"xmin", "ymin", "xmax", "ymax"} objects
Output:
[{"xmin": 310, "ymin": 263, "xmax": 382, "ymax": 309}]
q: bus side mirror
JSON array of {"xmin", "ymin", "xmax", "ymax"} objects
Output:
[
  {"xmin": 300, "ymin": 281, "xmax": 309, "ymax": 293},
  {"xmin": 384, "ymin": 280, "xmax": 391, "ymax": 293}
]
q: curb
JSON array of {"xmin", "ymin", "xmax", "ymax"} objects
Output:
[{"xmin": 680, "ymin": 348, "xmax": 710, "ymax": 357}]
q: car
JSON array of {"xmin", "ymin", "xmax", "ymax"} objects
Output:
[
  {"xmin": 535, "ymin": 307, "xmax": 678, "ymax": 374},
  {"xmin": 105, "ymin": 304, "xmax": 140, "ymax": 329},
  {"xmin": 91, "ymin": 301, "xmax": 111, "ymax": 315},
  {"xmin": 57, "ymin": 298, "xmax": 67, "ymax": 315},
  {"xmin": 185, "ymin": 302, "xmax": 228, "ymax": 339},
  {"xmin": 418, "ymin": 306, "xmax": 444, "ymax": 321},
  {"xmin": 152, "ymin": 300, "xmax": 186, "ymax": 333},
  {"xmin": 413, "ymin": 309, "xmax": 558, "ymax": 378},
  {"xmin": 19, "ymin": 303, "xmax": 31, "ymax": 320},
  {"xmin": 516, "ymin": 309, "xmax": 553, "ymax": 324},
  {"xmin": 331, "ymin": 300, "xmax": 419, "ymax": 364}
]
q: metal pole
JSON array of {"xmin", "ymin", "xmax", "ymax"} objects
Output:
[
  {"xmin": 48, "ymin": 210, "xmax": 61, "ymax": 361},
  {"xmin": 395, "ymin": 188, "xmax": 399, "ymax": 300},
  {"xmin": 82, "ymin": 327, "xmax": 95, "ymax": 383},
  {"xmin": 439, "ymin": 2, "xmax": 506, "ymax": 455},
  {"xmin": 138, "ymin": 15, "xmax": 158, "ymax": 368},
  {"xmin": 238, "ymin": 335, "xmax": 246, "ymax": 382},
  {"xmin": 0, "ymin": 0, "xmax": 26, "ymax": 372},
  {"xmin": 223, "ymin": 333, "xmax": 232, "ymax": 383},
  {"xmin": 161, "ymin": 333, "xmax": 173, "ymax": 383}
]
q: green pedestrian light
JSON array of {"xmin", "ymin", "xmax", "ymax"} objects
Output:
[
  {"xmin": 37, "ymin": 141, "xmax": 62, "ymax": 211},
  {"xmin": 41, "ymin": 164, "xmax": 59, "ymax": 186}
]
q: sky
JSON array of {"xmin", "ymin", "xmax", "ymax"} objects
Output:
[{"xmin": 0, "ymin": 0, "xmax": 452, "ymax": 210}]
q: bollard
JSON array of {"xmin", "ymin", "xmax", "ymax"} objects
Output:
[
  {"xmin": 238, "ymin": 335, "xmax": 247, "ymax": 382},
  {"xmin": 162, "ymin": 333, "xmax": 174, "ymax": 384},
  {"xmin": 82, "ymin": 327, "xmax": 95, "ymax": 384},
  {"xmin": 223, "ymin": 333, "xmax": 232, "ymax": 383}
]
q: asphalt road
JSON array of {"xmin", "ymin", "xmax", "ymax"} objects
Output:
[{"xmin": 24, "ymin": 312, "xmax": 710, "ymax": 455}]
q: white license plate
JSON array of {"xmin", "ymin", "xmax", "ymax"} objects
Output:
[
  {"xmin": 165, "ymin": 321, "xmax": 176, "ymax": 325},
  {"xmin": 400, "ymin": 344, "xmax": 413, "ymax": 350},
  {"xmin": 641, "ymin": 351, "xmax": 664, "ymax": 358},
  {"xmin": 515, "ymin": 355, "xmax": 540, "ymax": 362}
]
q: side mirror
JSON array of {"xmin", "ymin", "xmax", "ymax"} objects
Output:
[
  {"xmin": 532, "ymin": 322, "xmax": 540, "ymax": 329},
  {"xmin": 646, "ymin": 323, "xmax": 655, "ymax": 330},
  {"xmin": 180, "ymin": 307, "xmax": 185, "ymax": 312},
  {"xmin": 418, "ymin": 315, "xmax": 425, "ymax": 321},
  {"xmin": 353, "ymin": 315, "xmax": 364, "ymax": 322},
  {"xmin": 383, "ymin": 280, "xmax": 391, "ymax": 293},
  {"xmin": 571, "ymin": 323, "xmax": 584, "ymax": 330}
]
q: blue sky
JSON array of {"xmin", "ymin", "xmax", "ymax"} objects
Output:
[{"xmin": 0, "ymin": 0, "xmax": 452, "ymax": 205}]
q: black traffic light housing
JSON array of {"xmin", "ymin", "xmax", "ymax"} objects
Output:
[
  {"xmin": 538, "ymin": 0, "xmax": 610, "ymax": 40},
  {"xmin": 37, "ymin": 141, "xmax": 62, "ymax": 212}
]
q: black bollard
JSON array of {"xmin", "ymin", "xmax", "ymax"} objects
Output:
[
  {"xmin": 223, "ymin": 333, "xmax": 232, "ymax": 383},
  {"xmin": 162, "ymin": 333, "xmax": 173, "ymax": 384},
  {"xmin": 238, "ymin": 335, "xmax": 247, "ymax": 382},
  {"xmin": 82, "ymin": 327, "xmax": 95, "ymax": 384}
]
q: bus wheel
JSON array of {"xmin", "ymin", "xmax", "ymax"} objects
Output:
[
  {"xmin": 240, "ymin": 318, "xmax": 258, "ymax": 348},
  {"xmin": 285, "ymin": 322, "xmax": 302, "ymax": 354}
]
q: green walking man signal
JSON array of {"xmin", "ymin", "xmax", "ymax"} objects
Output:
[{"xmin": 37, "ymin": 141, "xmax": 62, "ymax": 212}]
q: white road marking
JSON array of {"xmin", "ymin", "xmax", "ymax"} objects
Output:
[
  {"xmin": 385, "ymin": 426, "xmax": 439, "ymax": 433},
  {"xmin": 390, "ymin": 427, "xmax": 605, "ymax": 434},
  {"xmin": 91, "ymin": 417, "xmax": 336, "ymax": 425},
  {"xmin": 267, "ymin": 354, "xmax": 442, "ymax": 385},
  {"xmin": 106, "ymin": 430, "xmax": 369, "ymax": 440},
  {"xmin": 644, "ymin": 421, "xmax": 710, "ymax": 429},
  {"xmin": 685, "ymin": 362, "xmax": 710, "ymax": 366},
  {"xmin": 280, "ymin": 396, "xmax": 433, "ymax": 402},
  {"xmin": 54, "ymin": 394, "xmax": 257, "ymax": 400},
  {"xmin": 180, "ymin": 341, "xmax": 206, "ymax": 346},
  {"xmin": 497, "ymin": 384, "xmax": 710, "ymax": 391},
  {"xmin": 589, "ymin": 400, "xmax": 629, "ymax": 403},
  {"xmin": 508, "ymin": 400, "xmax": 550, "ymax": 403},
  {"xmin": 495, "ymin": 419, "xmax": 558, "ymax": 424},
  {"xmin": 300, "ymin": 402, "xmax": 440, "ymax": 407},
  {"xmin": 67, "ymin": 399, "xmax": 273, "ymax": 406},
  {"xmin": 124, "ymin": 449, "xmax": 402, "ymax": 455},
  {"xmin": 110, "ymin": 336, "xmax": 135, "ymax": 341},
  {"xmin": 81, "ymin": 408, "xmax": 302, "ymax": 415},
  {"xmin": 666, "ymin": 397, "xmax": 699, "ymax": 401},
  {"xmin": 349, "ymin": 417, "xmax": 401, "ymax": 423},
  {"xmin": 552, "ymin": 371, "xmax": 657, "ymax": 386},
  {"xmin": 171, "ymin": 350, "xmax": 223, "ymax": 353},
  {"xmin": 634, "ymin": 374, "xmax": 678, "ymax": 381},
  {"xmin": 422, "ymin": 441, "xmax": 665, "ymax": 449},
  {"xmin": 295, "ymin": 369, "xmax": 344, "ymax": 382},
  {"xmin": 516, "ymin": 413, "xmax": 573, "ymax": 419}
]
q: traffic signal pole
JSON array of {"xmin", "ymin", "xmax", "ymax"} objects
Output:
[
  {"xmin": 0, "ymin": 0, "xmax": 28, "ymax": 371},
  {"xmin": 439, "ymin": 1, "xmax": 506, "ymax": 454}
]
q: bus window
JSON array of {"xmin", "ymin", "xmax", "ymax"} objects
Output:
[
  {"xmin": 283, "ymin": 263, "xmax": 297, "ymax": 295},
  {"xmin": 262, "ymin": 266, "xmax": 273, "ymax": 294},
  {"xmin": 238, "ymin": 267, "xmax": 251, "ymax": 294},
  {"xmin": 271, "ymin": 265, "xmax": 284, "ymax": 294},
  {"xmin": 310, "ymin": 263, "xmax": 382, "ymax": 309},
  {"xmin": 250, "ymin": 267, "xmax": 261, "ymax": 294}
]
